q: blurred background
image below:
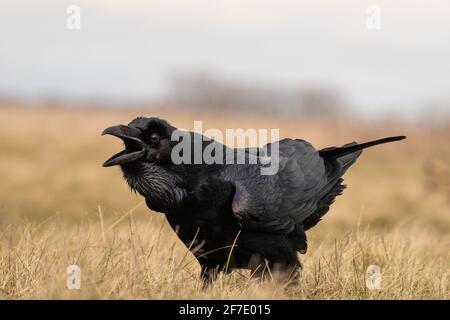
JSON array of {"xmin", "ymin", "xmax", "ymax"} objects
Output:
[{"xmin": 0, "ymin": 0, "xmax": 448, "ymax": 235}]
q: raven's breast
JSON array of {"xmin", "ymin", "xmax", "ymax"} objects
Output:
[{"xmin": 121, "ymin": 162, "xmax": 186, "ymax": 211}]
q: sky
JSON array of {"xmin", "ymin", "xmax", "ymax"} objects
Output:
[{"xmin": 0, "ymin": 0, "xmax": 449, "ymax": 117}]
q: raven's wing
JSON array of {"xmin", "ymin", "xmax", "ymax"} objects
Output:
[{"xmin": 219, "ymin": 138, "xmax": 329, "ymax": 234}]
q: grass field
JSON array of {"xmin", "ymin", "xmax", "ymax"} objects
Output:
[{"xmin": 0, "ymin": 104, "xmax": 449, "ymax": 299}]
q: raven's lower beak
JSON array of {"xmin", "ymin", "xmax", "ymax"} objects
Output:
[{"xmin": 102, "ymin": 125, "xmax": 146, "ymax": 167}]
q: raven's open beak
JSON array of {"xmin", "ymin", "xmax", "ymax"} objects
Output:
[{"xmin": 102, "ymin": 125, "xmax": 146, "ymax": 167}]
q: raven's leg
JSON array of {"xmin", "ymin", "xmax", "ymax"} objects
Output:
[
  {"xmin": 269, "ymin": 254, "xmax": 301, "ymax": 286},
  {"xmin": 200, "ymin": 265, "xmax": 218, "ymax": 289},
  {"xmin": 250, "ymin": 261, "xmax": 301, "ymax": 285},
  {"xmin": 248, "ymin": 253, "xmax": 268, "ymax": 282},
  {"xmin": 249, "ymin": 260, "xmax": 301, "ymax": 286},
  {"xmin": 283, "ymin": 263, "xmax": 301, "ymax": 287}
]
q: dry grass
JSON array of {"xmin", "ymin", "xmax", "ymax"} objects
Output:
[{"xmin": 0, "ymin": 105, "xmax": 449, "ymax": 299}]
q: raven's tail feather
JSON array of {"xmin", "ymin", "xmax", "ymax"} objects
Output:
[
  {"xmin": 319, "ymin": 136, "xmax": 406, "ymax": 159},
  {"xmin": 302, "ymin": 136, "xmax": 405, "ymax": 233}
]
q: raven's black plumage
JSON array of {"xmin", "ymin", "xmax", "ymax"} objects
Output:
[{"xmin": 102, "ymin": 117, "xmax": 405, "ymax": 285}]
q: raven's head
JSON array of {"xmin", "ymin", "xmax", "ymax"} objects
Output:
[
  {"xmin": 102, "ymin": 117, "xmax": 186, "ymax": 207},
  {"xmin": 102, "ymin": 117, "xmax": 176, "ymax": 167}
]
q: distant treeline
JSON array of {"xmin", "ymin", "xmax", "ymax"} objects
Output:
[{"xmin": 165, "ymin": 73, "xmax": 346, "ymax": 115}]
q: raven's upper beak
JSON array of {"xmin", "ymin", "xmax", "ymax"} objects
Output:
[{"xmin": 102, "ymin": 125, "xmax": 146, "ymax": 167}]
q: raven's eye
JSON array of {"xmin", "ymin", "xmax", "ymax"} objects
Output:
[{"xmin": 150, "ymin": 132, "xmax": 160, "ymax": 143}]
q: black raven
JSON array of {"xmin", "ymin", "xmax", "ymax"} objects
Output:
[{"xmin": 102, "ymin": 117, "xmax": 405, "ymax": 285}]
